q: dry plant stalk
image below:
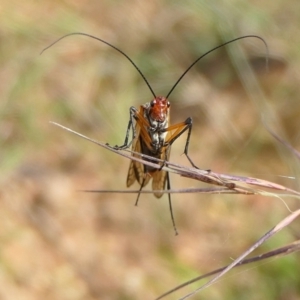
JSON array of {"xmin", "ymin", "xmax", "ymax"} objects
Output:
[
  {"xmin": 51, "ymin": 121, "xmax": 300, "ymax": 299},
  {"xmin": 51, "ymin": 122, "xmax": 300, "ymax": 199},
  {"xmin": 156, "ymin": 239, "xmax": 300, "ymax": 300}
]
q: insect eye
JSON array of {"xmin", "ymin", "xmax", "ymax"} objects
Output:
[
  {"xmin": 167, "ymin": 101, "xmax": 170, "ymax": 107},
  {"xmin": 150, "ymin": 100, "xmax": 156, "ymax": 107}
]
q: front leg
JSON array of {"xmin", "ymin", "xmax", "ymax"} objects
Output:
[
  {"xmin": 106, "ymin": 106, "xmax": 138, "ymax": 150},
  {"xmin": 158, "ymin": 117, "xmax": 201, "ymax": 169},
  {"xmin": 180, "ymin": 117, "xmax": 198, "ymax": 169},
  {"xmin": 164, "ymin": 117, "xmax": 210, "ymax": 171}
]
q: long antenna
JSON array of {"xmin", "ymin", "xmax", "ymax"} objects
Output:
[
  {"xmin": 166, "ymin": 35, "xmax": 269, "ymax": 98},
  {"xmin": 40, "ymin": 32, "xmax": 157, "ymax": 98},
  {"xmin": 42, "ymin": 33, "xmax": 268, "ymax": 100}
]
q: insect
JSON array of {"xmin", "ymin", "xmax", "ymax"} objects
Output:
[
  {"xmin": 113, "ymin": 95, "xmax": 193, "ymax": 235},
  {"xmin": 42, "ymin": 33, "xmax": 267, "ymax": 235}
]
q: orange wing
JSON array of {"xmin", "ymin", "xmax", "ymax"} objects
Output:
[{"xmin": 126, "ymin": 107, "xmax": 151, "ymax": 188}]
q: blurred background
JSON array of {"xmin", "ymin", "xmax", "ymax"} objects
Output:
[{"xmin": 1, "ymin": 1, "xmax": 300, "ymax": 299}]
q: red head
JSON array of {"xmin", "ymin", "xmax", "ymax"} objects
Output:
[{"xmin": 149, "ymin": 96, "xmax": 170, "ymax": 122}]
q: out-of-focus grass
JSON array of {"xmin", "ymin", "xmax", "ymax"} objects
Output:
[{"xmin": 1, "ymin": 1, "xmax": 300, "ymax": 299}]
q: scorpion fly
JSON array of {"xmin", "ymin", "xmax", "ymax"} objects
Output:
[{"xmin": 42, "ymin": 33, "xmax": 267, "ymax": 235}]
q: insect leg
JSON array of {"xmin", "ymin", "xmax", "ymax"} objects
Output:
[
  {"xmin": 181, "ymin": 117, "xmax": 198, "ymax": 169},
  {"xmin": 135, "ymin": 176, "xmax": 147, "ymax": 206},
  {"xmin": 162, "ymin": 117, "xmax": 198, "ymax": 169},
  {"xmin": 106, "ymin": 106, "xmax": 138, "ymax": 150},
  {"xmin": 166, "ymin": 172, "xmax": 178, "ymax": 235}
]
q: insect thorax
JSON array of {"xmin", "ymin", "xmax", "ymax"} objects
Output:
[{"xmin": 142, "ymin": 102, "xmax": 169, "ymax": 154}]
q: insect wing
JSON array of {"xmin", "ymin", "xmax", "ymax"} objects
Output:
[
  {"xmin": 151, "ymin": 162, "xmax": 168, "ymax": 198},
  {"xmin": 126, "ymin": 108, "xmax": 151, "ymax": 188}
]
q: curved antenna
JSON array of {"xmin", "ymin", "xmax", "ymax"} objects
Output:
[
  {"xmin": 166, "ymin": 35, "xmax": 269, "ymax": 98},
  {"xmin": 41, "ymin": 32, "xmax": 157, "ymax": 98}
]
